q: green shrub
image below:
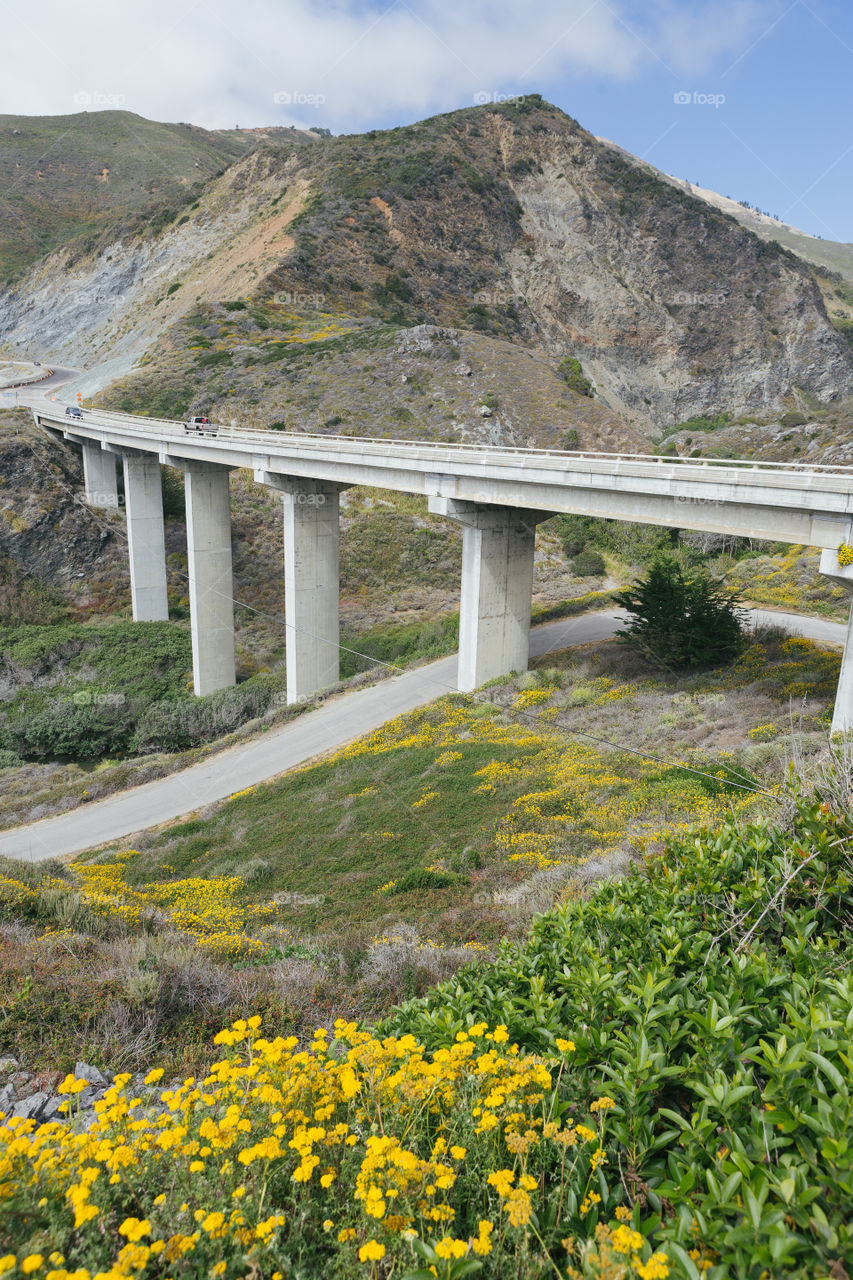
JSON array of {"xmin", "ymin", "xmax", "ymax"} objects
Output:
[
  {"xmin": 388, "ymin": 787, "xmax": 853, "ymax": 1277},
  {"xmin": 558, "ymin": 356, "xmax": 594, "ymax": 397},
  {"xmin": 7, "ymin": 698, "xmax": 137, "ymax": 761},
  {"xmin": 557, "ymin": 514, "xmax": 677, "ymax": 566},
  {"xmin": 132, "ymin": 678, "xmax": 279, "ymax": 753},
  {"xmin": 571, "ymin": 549, "xmax": 606, "ymax": 577},
  {"xmin": 161, "ymin": 468, "xmax": 185, "ymax": 521},
  {"xmin": 659, "ymin": 411, "xmax": 731, "ymax": 441},
  {"xmin": 392, "ymin": 867, "xmax": 457, "ymax": 893},
  {"xmin": 616, "ymin": 556, "xmax": 745, "ymax": 668}
]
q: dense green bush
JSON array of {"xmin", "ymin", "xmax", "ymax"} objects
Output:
[
  {"xmin": 557, "ymin": 513, "xmax": 678, "ymax": 565},
  {"xmin": 0, "ymin": 622, "xmax": 285, "ymax": 762},
  {"xmin": 161, "ymin": 468, "xmax": 186, "ymax": 521},
  {"xmin": 616, "ymin": 556, "xmax": 745, "ymax": 668},
  {"xmin": 0, "ymin": 622, "xmax": 191, "ymax": 705},
  {"xmin": 558, "ymin": 355, "xmax": 594, "ymax": 397},
  {"xmin": 131, "ymin": 678, "xmax": 279, "ymax": 753},
  {"xmin": 389, "ymin": 784, "xmax": 853, "ymax": 1276},
  {"xmin": 392, "ymin": 867, "xmax": 458, "ymax": 893},
  {"xmin": 571, "ymin": 549, "xmax": 606, "ymax": 577},
  {"xmin": 6, "ymin": 698, "xmax": 137, "ymax": 761}
]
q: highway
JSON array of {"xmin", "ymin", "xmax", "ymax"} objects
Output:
[
  {"xmin": 0, "ymin": 606, "xmax": 843, "ymax": 863},
  {"xmin": 30, "ymin": 400, "xmax": 853, "ymax": 552}
]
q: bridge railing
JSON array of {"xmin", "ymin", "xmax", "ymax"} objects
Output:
[{"xmin": 36, "ymin": 406, "xmax": 853, "ymax": 478}]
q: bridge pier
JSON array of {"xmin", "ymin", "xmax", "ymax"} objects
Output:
[
  {"xmin": 256, "ymin": 471, "xmax": 348, "ymax": 704},
  {"xmin": 820, "ymin": 548, "xmax": 853, "ymax": 734},
  {"xmin": 429, "ymin": 498, "xmax": 550, "ymax": 692},
  {"xmin": 183, "ymin": 461, "xmax": 236, "ymax": 696},
  {"xmin": 121, "ymin": 452, "xmax": 169, "ymax": 622},
  {"xmin": 81, "ymin": 442, "xmax": 119, "ymax": 509}
]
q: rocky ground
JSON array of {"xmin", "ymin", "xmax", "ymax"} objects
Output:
[{"xmin": 0, "ymin": 1055, "xmax": 179, "ymax": 1128}]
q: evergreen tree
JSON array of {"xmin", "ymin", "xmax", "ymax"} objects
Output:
[{"xmin": 615, "ymin": 556, "xmax": 745, "ymax": 669}]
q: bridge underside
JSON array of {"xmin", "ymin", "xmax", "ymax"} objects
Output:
[{"xmin": 41, "ymin": 414, "xmax": 853, "ymax": 733}]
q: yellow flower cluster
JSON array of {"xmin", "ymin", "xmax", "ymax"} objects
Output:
[
  {"xmin": 60, "ymin": 859, "xmax": 283, "ymax": 959},
  {"xmin": 747, "ymin": 722, "xmax": 779, "ymax": 741},
  {"xmin": 512, "ymin": 688, "xmax": 552, "ymax": 711},
  {"xmin": 565, "ymin": 1221, "xmax": 670, "ymax": 1280},
  {"xmin": 0, "ymin": 1017, "xmax": 658, "ymax": 1280}
]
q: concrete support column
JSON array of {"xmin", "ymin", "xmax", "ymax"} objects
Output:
[
  {"xmin": 122, "ymin": 452, "xmax": 169, "ymax": 622},
  {"xmin": 184, "ymin": 462, "xmax": 236, "ymax": 696},
  {"xmin": 820, "ymin": 547, "xmax": 853, "ymax": 734},
  {"xmin": 429, "ymin": 497, "xmax": 549, "ymax": 692},
  {"xmin": 82, "ymin": 442, "xmax": 118, "ymax": 509},
  {"xmin": 256, "ymin": 471, "xmax": 346, "ymax": 704}
]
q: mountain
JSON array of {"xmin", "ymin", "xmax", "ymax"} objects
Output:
[
  {"xmin": 670, "ymin": 179, "xmax": 853, "ymax": 284},
  {"xmin": 596, "ymin": 136, "xmax": 853, "ymax": 284},
  {"xmin": 2, "ymin": 98, "xmax": 852, "ymax": 437},
  {"xmin": 0, "ymin": 111, "xmax": 295, "ymax": 283}
]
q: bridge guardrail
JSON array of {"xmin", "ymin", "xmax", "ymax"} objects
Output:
[{"xmin": 35, "ymin": 407, "xmax": 853, "ymax": 485}]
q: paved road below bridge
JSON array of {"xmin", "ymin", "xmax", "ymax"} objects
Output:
[{"xmin": 0, "ymin": 607, "xmax": 844, "ymax": 862}]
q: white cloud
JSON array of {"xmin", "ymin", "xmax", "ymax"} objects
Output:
[{"xmin": 0, "ymin": 0, "xmax": 786, "ymax": 130}]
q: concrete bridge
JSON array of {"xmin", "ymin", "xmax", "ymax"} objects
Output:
[{"xmin": 33, "ymin": 407, "xmax": 853, "ymax": 731}]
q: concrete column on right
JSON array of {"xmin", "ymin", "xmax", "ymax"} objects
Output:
[
  {"xmin": 184, "ymin": 461, "xmax": 236, "ymax": 697},
  {"xmin": 429, "ymin": 497, "xmax": 549, "ymax": 692},
  {"xmin": 820, "ymin": 547, "xmax": 853, "ymax": 734}
]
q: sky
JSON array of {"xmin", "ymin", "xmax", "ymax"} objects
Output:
[{"xmin": 3, "ymin": 0, "xmax": 852, "ymax": 241}]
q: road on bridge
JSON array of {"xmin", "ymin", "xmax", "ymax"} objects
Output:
[{"xmin": 0, "ymin": 607, "xmax": 844, "ymax": 863}]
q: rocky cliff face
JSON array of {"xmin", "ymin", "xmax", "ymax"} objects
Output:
[
  {"xmin": 2, "ymin": 98, "xmax": 851, "ymax": 433},
  {"xmin": 0, "ymin": 411, "xmax": 128, "ymax": 610},
  {"xmin": 508, "ymin": 135, "xmax": 852, "ymax": 423}
]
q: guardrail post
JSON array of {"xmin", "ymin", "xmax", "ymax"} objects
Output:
[
  {"xmin": 81, "ymin": 442, "xmax": 119, "ymax": 509},
  {"xmin": 819, "ymin": 548, "xmax": 853, "ymax": 734},
  {"xmin": 429, "ymin": 497, "xmax": 550, "ymax": 691},
  {"xmin": 122, "ymin": 451, "xmax": 169, "ymax": 622},
  {"xmin": 184, "ymin": 461, "xmax": 236, "ymax": 696},
  {"xmin": 256, "ymin": 471, "xmax": 349, "ymax": 704}
]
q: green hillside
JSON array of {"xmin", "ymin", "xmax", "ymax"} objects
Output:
[{"xmin": 0, "ymin": 111, "xmax": 257, "ymax": 282}]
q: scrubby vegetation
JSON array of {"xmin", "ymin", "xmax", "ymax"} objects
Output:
[
  {"xmin": 0, "ymin": 601, "xmax": 848, "ymax": 1279},
  {"xmin": 0, "ymin": 623, "xmax": 287, "ymax": 764},
  {"xmin": 1, "ymin": 755, "xmax": 850, "ymax": 1278},
  {"xmin": 386, "ymin": 773, "xmax": 853, "ymax": 1278},
  {"xmin": 0, "ymin": 628, "xmax": 838, "ymax": 1073}
]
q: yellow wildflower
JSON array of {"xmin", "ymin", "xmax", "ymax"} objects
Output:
[{"xmin": 358, "ymin": 1241, "xmax": 386, "ymax": 1262}]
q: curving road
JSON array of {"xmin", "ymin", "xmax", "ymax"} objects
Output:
[
  {"xmin": 0, "ymin": 607, "xmax": 845, "ymax": 863},
  {"xmin": 0, "ymin": 366, "xmax": 79, "ymax": 402}
]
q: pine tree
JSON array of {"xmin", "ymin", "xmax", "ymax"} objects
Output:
[{"xmin": 615, "ymin": 556, "xmax": 745, "ymax": 669}]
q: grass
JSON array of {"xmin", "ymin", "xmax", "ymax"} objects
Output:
[
  {"xmin": 0, "ymin": 112, "xmax": 255, "ymax": 282},
  {"xmin": 0, "ymin": 627, "xmax": 838, "ymax": 1076},
  {"xmin": 723, "ymin": 544, "xmax": 850, "ymax": 619},
  {"xmin": 0, "ymin": 742, "xmax": 850, "ymax": 1279}
]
